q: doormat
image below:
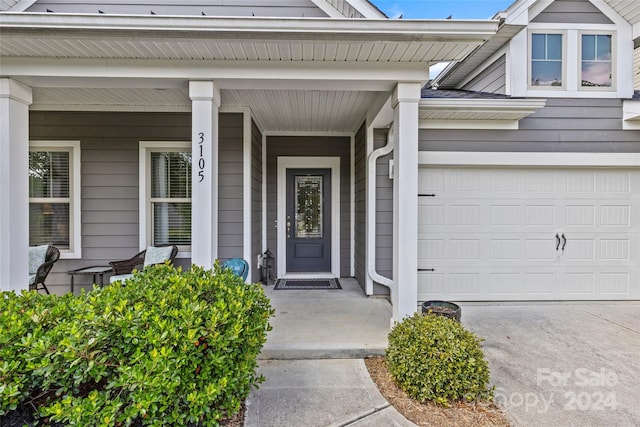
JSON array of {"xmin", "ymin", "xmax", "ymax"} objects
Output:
[{"xmin": 274, "ymin": 278, "xmax": 341, "ymax": 290}]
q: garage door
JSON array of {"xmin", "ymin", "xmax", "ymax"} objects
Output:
[{"xmin": 418, "ymin": 167, "xmax": 640, "ymax": 301}]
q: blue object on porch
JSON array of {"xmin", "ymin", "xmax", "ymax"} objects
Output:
[{"xmin": 221, "ymin": 258, "xmax": 249, "ymax": 281}]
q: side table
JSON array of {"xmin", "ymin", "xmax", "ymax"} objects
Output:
[{"xmin": 66, "ymin": 266, "xmax": 112, "ymax": 294}]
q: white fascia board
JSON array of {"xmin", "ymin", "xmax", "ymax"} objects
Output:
[
  {"xmin": 346, "ymin": 0, "xmax": 387, "ymax": 19},
  {"xmin": 3, "ymin": 57, "xmax": 430, "ymax": 83},
  {"xmin": 309, "ymin": 0, "xmax": 344, "ymax": 18},
  {"xmin": 0, "ymin": 14, "xmax": 498, "ymax": 40},
  {"xmin": 590, "ymin": 0, "xmax": 633, "ymax": 27},
  {"xmin": 623, "ymin": 99, "xmax": 640, "ymax": 129},
  {"xmin": 505, "ymin": 0, "xmax": 540, "ymax": 25},
  {"xmin": 419, "ymin": 151, "xmax": 640, "ymax": 167},
  {"xmin": 419, "ymin": 119, "xmax": 519, "ymax": 130},
  {"xmin": 419, "ymin": 98, "xmax": 546, "ymax": 117},
  {"xmin": 634, "ymin": 21, "xmax": 640, "ymax": 40},
  {"xmin": 8, "ymin": 0, "xmax": 37, "ymax": 12},
  {"xmin": 418, "ymin": 98, "xmax": 546, "ymax": 129}
]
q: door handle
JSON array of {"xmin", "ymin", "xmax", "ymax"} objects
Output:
[
  {"xmin": 286, "ymin": 216, "xmax": 291, "ymax": 238},
  {"xmin": 555, "ymin": 233, "xmax": 561, "ymax": 251},
  {"xmin": 561, "ymin": 233, "xmax": 567, "ymax": 252}
]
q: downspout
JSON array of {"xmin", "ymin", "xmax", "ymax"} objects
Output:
[{"xmin": 366, "ymin": 125, "xmax": 394, "ymax": 294}]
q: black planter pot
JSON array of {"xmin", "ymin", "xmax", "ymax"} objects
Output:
[{"xmin": 421, "ymin": 300, "xmax": 461, "ymax": 322}]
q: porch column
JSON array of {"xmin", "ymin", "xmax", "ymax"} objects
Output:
[
  {"xmin": 0, "ymin": 79, "xmax": 32, "ymax": 291},
  {"xmin": 391, "ymin": 82, "xmax": 420, "ymax": 321},
  {"xmin": 189, "ymin": 81, "xmax": 220, "ymax": 268}
]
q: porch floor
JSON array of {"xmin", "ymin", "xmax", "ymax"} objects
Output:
[{"xmin": 259, "ymin": 278, "xmax": 392, "ymax": 359}]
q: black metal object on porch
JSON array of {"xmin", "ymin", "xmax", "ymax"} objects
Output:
[{"xmin": 260, "ymin": 249, "xmax": 275, "ymax": 285}]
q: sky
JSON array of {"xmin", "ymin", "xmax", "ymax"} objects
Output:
[{"xmin": 372, "ymin": 0, "xmax": 515, "ymax": 20}]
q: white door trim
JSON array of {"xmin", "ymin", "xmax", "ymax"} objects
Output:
[
  {"xmin": 419, "ymin": 152, "xmax": 640, "ymax": 167},
  {"xmin": 277, "ymin": 156, "xmax": 341, "ymax": 278}
]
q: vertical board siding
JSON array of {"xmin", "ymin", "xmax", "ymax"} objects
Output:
[
  {"xmin": 353, "ymin": 122, "xmax": 366, "ymax": 291},
  {"xmin": 531, "ymin": 0, "xmax": 613, "ymax": 24},
  {"xmin": 25, "ymin": 0, "xmax": 328, "ymax": 17},
  {"xmin": 266, "ymin": 135, "xmax": 351, "ymax": 277},
  {"xmin": 29, "ymin": 111, "xmax": 243, "ymax": 294},
  {"xmin": 218, "ymin": 113, "xmax": 244, "ymax": 261},
  {"xmin": 420, "ymin": 99, "xmax": 640, "ymax": 152},
  {"xmin": 374, "ymin": 129, "xmax": 392, "ymax": 295},
  {"xmin": 461, "ymin": 55, "xmax": 506, "ymax": 94},
  {"xmin": 251, "ymin": 120, "xmax": 263, "ymax": 283}
]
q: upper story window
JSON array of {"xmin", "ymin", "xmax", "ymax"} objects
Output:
[
  {"xmin": 29, "ymin": 141, "xmax": 81, "ymax": 258},
  {"xmin": 140, "ymin": 142, "xmax": 191, "ymax": 255},
  {"xmin": 531, "ymin": 33, "xmax": 564, "ymax": 87},
  {"xmin": 581, "ymin": 34, "xmax": 612, "ymax": 88}
]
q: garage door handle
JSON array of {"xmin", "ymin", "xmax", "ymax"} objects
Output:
[
  {"xmin": 555, "ymin": 233, "xmax": 561, "ymax": 251},
  {"xmin": 418, "ymin": 268, "xmax": 435, "ymax": 272},
  {"xmin": 561, "ymin": 233, "xmax": 567, "ymax": 252}
]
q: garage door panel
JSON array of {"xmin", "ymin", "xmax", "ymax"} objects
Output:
[
  {"xmin": 524, "ymin": 273, "xmax": 556, "ymax": 295},
  {"xmin": 418, "ymin": 167, "xmax": 639, "ymax": 301},
  {"xmin": 600, "ymin": 205, "xmax": 630, "ymax": 227}
]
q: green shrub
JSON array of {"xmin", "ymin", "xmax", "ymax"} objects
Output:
[
  {"xmin": 0, "ymin": 263, "xmax": 274, "ymax": 426},
  {"xmin": 386, "ymin": 312, "xmax": 492, "ymax": 406}
]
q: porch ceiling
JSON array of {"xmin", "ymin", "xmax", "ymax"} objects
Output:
[
  {"xmin": 29, "ymin": 86, "xmax": 382, "ymax": 132},
  {"xmin": 2, "ymin": 14, "xmax": 499, "ymax": 132}
]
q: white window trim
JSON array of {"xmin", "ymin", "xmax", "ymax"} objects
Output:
[
  {"xmin": 139, "ymin": 141, "xmax": 191, "ymax": 258},
  {"xmin": 528, "ymin": 30, "xmax": 567, "ymax": 91},
  {"xmin": 578, "ymin": 31, "xmax": 616, "ymax": 92},
  {"xmin": 29, "ymin": 140, "xmax": 81, "ymax": 259}
]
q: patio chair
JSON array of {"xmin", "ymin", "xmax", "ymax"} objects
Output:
[
  {"xmin": 29, "ymin": 245, "xmax": 60, "ymax": 294},
  {"xmin": 109, "ymin": 245, "xmax": 178, "ymax": 284},
  {"xmin": 221, "ymin": 258, "xmax": 249, "ymax": 281}
]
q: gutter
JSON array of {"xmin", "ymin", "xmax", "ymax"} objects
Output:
[
  {"xmin": 0, "ymin": 13, "xmax": 500, "ymax": 41},
  {"xmin": 366, "ymin": 125, "xmax": 393, "ymax": 294}
]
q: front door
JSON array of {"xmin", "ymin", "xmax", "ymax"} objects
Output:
[{"xmin": 286, "ymin": 169, "xmax": 332, "ymax": 272}]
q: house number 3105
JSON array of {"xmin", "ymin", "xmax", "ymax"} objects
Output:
[{"xmin": 197, "ymin": 132, "xmax": 205, "ymax": 182}]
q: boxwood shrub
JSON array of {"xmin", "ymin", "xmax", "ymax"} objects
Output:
[
  {"xmin": 0, "ymin": 263, "xmax": 274, "ymax": 426},
  {"xmin": 386, "ymin": 312, "xmax": 492, "ymax": 406}
]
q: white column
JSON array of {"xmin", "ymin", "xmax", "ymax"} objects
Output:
[
  {"xmin": 0, "ymin": 79, "xmax": 32, "ymax": 291},
  {"xmin": 189, "ymin": 81, "xmax": 220, "ymax": 268},
  {"xmin": 391, "ymin": 82, "xmax": 420, "ymax": 321}
]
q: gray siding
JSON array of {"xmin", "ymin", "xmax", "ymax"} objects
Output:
[
  {"xmin": 251, "ymin": 119, "xmax": 263, "ymax": 283},
  {"xmin": 532, "ymin": 0, "xmax": 613, "ymax": 24},
  {"xmin": 266, "ymin": 136, "xmax": 351, "ymax": 277},
  {"xmin": 419, "ymin": 98, "xmax": 640, "ymax": 152},
  {"xmin": 29, "ymin": 111, "xmax": 243, "ymax": 294},
  {"xmin": 218, "ymin": 113, "xmax": 244, "ymax": 261},
  {"xmin": 26, "ymin": 0, "xmax": 328, "ymax": 17},
  {"xmin": 353, "ymin": 122, "xmax": 366, "ymax": 291},
  {"xmin": 461, "ymin": 55, "xmax": 506, "ymax": 94},
  {"xmin": 374, "ymin": 129, "xmax": 392, "ymax": 295}
]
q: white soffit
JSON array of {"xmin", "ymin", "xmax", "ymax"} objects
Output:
[
  {"xmin": 30, "ymin": 86, "xmax": 380, "ymax": 133},
  {"xmin": 419, "ymin": 98, "xmax": 547, "ymax": 129}
]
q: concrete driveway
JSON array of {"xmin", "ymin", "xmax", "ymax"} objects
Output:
[{"xmin": 462, "ymin": 303, "xmax": 640, "ymax": 427}]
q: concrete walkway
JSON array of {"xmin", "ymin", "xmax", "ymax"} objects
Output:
[
  {"xmin": 463, "ymin": 303, "xmax": 640, "ymax": 427},
  {"xmin": 247, "ymin": 279, "xmax": 640, "ymax": 427},
  {"xmin": 258, "ymin": 279, "xmax": 391, "ymax": 360},
  {"xmin": 246, "ymin": 279, "xmax": 415, "ymax": 426}
]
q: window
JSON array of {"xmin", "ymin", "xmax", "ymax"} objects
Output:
[
  {"xmin": 29, "ymin": 141, "xmax": 81, "ymax": 258},
  {"xmin": 141, "ymin": 142, "xmax": 191, "ymax": 252},
  {"xmin": 581, "ymin": 34, "xmax": 612, "ymax": 88},
  {"xmin": 531, "ymin": 33, "xmax": 564, "ymax": 87}
]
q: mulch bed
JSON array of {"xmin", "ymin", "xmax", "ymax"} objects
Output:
[
  {"xmin": 1, "ymin": 402, "xmax": 245, "ymax": 427},
  {"xmin": 365, "ymin": 356, "xmax": 511, "ymax": 427}
]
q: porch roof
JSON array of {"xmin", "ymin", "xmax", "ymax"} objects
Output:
[{"xmin": 0, "ymin": 13, "xmax": 500, "ymax": 132}]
